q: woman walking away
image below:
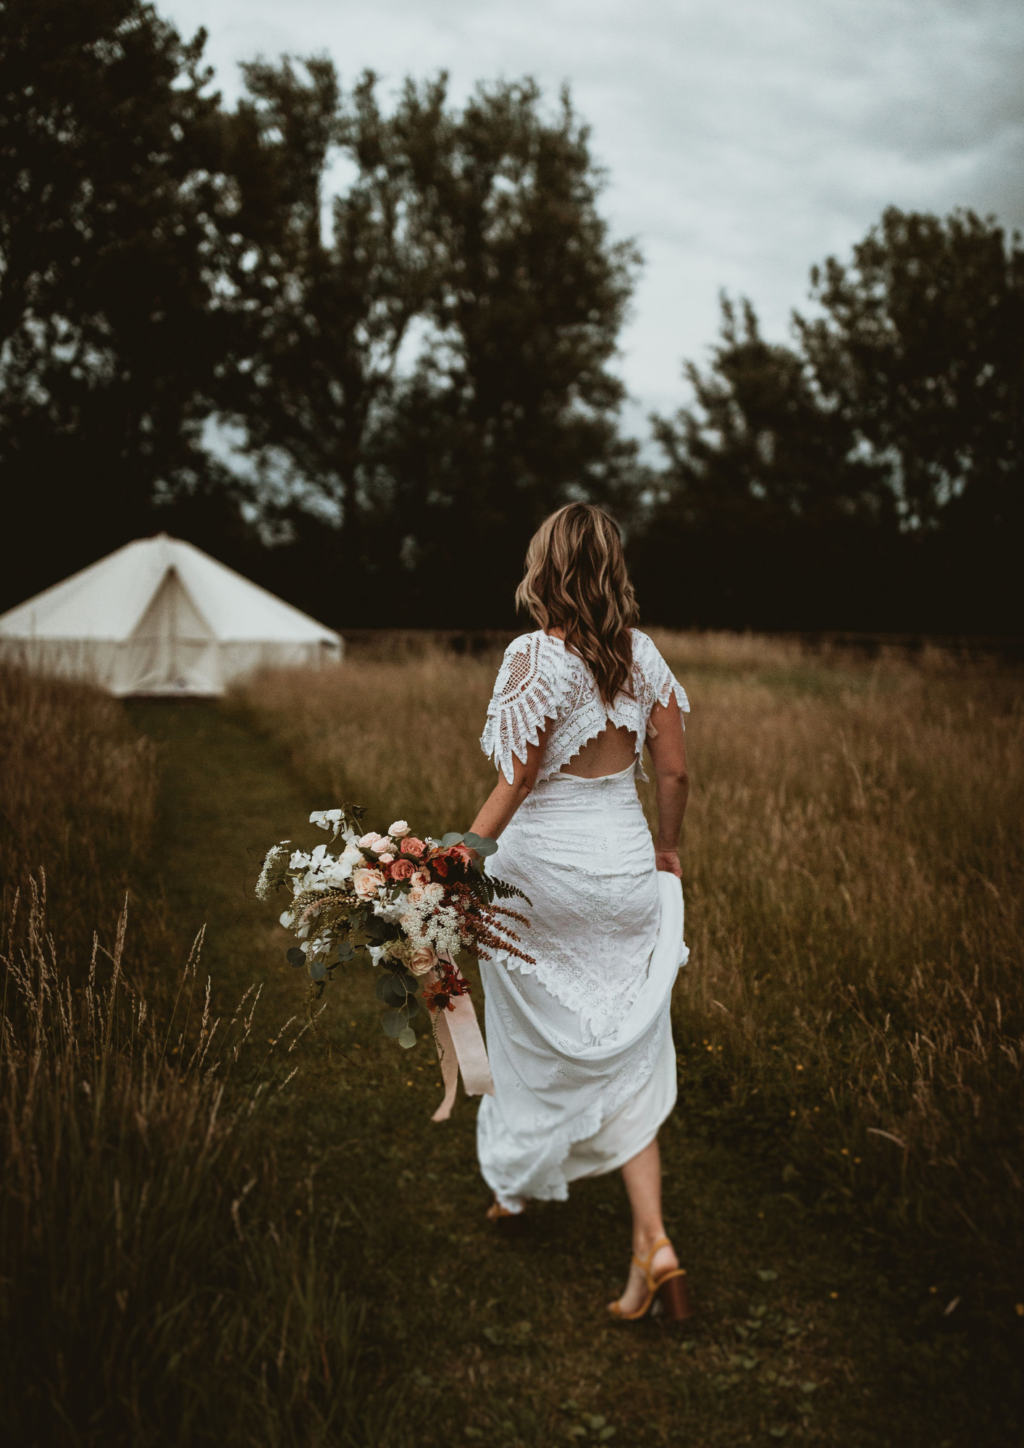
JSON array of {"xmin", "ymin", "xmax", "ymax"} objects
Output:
[{"xmin": 468, "ymin": 503, "xmax": 692, "ymax": 1322}]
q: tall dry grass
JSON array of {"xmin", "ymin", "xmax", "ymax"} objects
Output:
[
  {"xmin": 0, "ymin": 666, "xmax": 404, "ymax": 1446},
  {"xmin": 0, "ymin": 665, "xmax": 158, "ymax": 958},
  {"xmin": 234, "ymin": 634, "xmax": 1024, "ymax": 1273}
]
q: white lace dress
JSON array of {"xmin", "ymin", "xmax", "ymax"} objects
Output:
[{"xmin": 476, "ymin": 629, "xmax": 690, "ymax": 1212}]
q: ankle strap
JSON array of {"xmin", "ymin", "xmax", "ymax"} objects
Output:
[{"xmin": 631, "ymin": 1235, "xmax": 673, "ymax": 1278}]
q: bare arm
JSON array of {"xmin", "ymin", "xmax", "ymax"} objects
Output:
[
  {"xmin": 645, "ymin": 695, "xmax": 689, "ymax": 877},
  {"xmin": 469, "ymin": 729, "xmax": 547, "ymax": 841}
]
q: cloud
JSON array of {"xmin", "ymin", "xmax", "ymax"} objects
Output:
[{"xmin": 164, "ymin": 0, "xmax": 1024, "ymax": 431}]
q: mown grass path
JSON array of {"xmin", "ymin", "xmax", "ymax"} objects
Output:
[{"xmin": 130, "ymin": 701, "xmax": 984, "ymax": 1448}]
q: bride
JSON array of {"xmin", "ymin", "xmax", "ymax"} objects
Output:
[{"xmin": 467, "ymin": 503, "xmax": 692, "ymax": 1322}]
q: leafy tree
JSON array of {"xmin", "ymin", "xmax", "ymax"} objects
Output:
[
  {"xmin": 634, "ymin": 297, "xmax": 895, "ymax": 629},
  {"xmin": 0, "ymin": 0, "xmax": 238, "ymax": 608},
  {"xmin": 216, "ymin": 62, "xmax": 444, "ymax": 591},
  {"xmin": 798, "ymin": 207, "xmax": 1024, "ymax": 539},
  {"xmin": 220, "ymin": 68, "xmax": 640, "ymax": 623},
  {"xmin": 376, "ymin": 77, "xmax": 640, "ymax": 619},
  {"xmin": 638, "ymin": 210, "xmax": 1023, "ymax": 631}
]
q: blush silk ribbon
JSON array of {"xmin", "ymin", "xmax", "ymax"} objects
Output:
[{"xmin": 429, "ymin": 961, "xmax": 494, "ymax": 1122}]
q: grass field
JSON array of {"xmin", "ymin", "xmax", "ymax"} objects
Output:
[
  {"xmin": 2, "ymin": 635, "xmax": 1022, "ymax": 1445},
  {"xmin": 233, "ymin": 631, "xmax": 1024, "ymax": 1272},
  {"xmin": 0, "ymin": 667, "xmax": 403, "ymax": 1447}
]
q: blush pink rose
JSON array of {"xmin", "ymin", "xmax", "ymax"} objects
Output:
[
  {"xmin": 408, "ymin": 946, "xmax": 437, "ymax": 976},
  {"xmin": 408, "ymin": 877, "xmax": 444, "ymax": 905},
  {"xmin": 370, "ymin": 837, "xmax": 393, "ymax": 855},
  {"xmin": 401, "ymin": 836, "xmax": 426, "ymax": 858},
  {"xmin": 358, "ymin": 832, "xmax": 382, "ymax": 848},
  {"xmin": 388, "ymin": 820, "xmax": 410, "ymax": 837},
  {"xmin": 352, "ymin": 866, "xmax": 385, "ymax": 899},
  {"xmin": 389, "ymin": 859, "xmax": 415, "ymax": 882},
  {"xmin": 378, "ymin": 852, "xmax": 394, "ymax": 864}
]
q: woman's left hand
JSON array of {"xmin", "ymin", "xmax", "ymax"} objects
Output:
[{"xmin": 654, "ymin": 848, "xmax": 682, "ymax": 878}]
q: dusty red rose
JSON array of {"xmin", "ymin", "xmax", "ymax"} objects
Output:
[
  {"xmin": 401, "ymin": 836, "xmax": 426, "ymax": 858},
  {"xmin": 389, "ymin": 858, "xmax": 415, "ymax": 882}
]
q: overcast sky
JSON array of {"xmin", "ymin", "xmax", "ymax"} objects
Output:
[{"xmin": 164, "ymin": 0, "xmax": 1024, "ymax": 440}]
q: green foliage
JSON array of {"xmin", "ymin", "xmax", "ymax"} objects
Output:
[
  {"xmin": 0, "ymin": 670, "xmax": 407, "ymax": 1445},
  {"xmin": 638, "ymin": 208, "xmax": 1023, "ymax": 631},
  {"xmin": 0, "ymin": 0, "xmax": 244, "ymax": 602},
  {"xmin": 224, "ymin": 67, "xmax": 641, "ymax": 621},
  {"xmin": 798, "ymin": 207, "xmax": 1024, "ymax": 535},
  {"xmin": 0, "ymin": 2, "xmax": 1018, "ymax": 633}
]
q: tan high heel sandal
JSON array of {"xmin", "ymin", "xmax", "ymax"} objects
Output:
[{"xmin": 608, "ymin": 1235, "xmax": 692, "ymax": 1322}]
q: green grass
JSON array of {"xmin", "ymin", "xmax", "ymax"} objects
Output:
[
  {"xmin": 1, "ymin": 667, "xmax": 405, "ymax": 1448},
  {"xmin": 126, "ymin": 698, "xmax": 1022, "ymax": 1448}
]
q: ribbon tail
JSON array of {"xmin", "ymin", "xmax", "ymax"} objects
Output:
[
  {"xmin": 446, "ymin": 990, "xmax": 494, "ymax": 1100},
  {"xmin": 428, "ymin": 959, "xmax": 494, "ymax": 1121},
  {"xmin": 431, "ymin": 1006, "xmax": 460, "ymax": 1123}
]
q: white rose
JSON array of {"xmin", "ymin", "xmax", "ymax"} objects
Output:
[
  {"xmin": 388, "ymin": 820, "xmax": 410, "ymax": 837},
  {"xmin": 370, "ymin": 837, "xmax": 393, "ymax": 855}
]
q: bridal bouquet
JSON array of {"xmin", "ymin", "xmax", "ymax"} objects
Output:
[{"xmin": 256, "ymin": 804, "xmax": 532, "ymax": 1050}]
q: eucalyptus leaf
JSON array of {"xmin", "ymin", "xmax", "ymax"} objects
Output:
[
  {"xmin": 440, "ymin": 832, "xmax": 463, "ymax": 847},
  {"xmin": 398, "ymin": 1026, "xmax": 417, "ymax": 1049},
  {"xmin": 476, "ymin": 839, "xmax": 499, "ymax": 857},
  {"xmin": 381, "ymin": 977, "xmax": 407, "ymax": 1008},
  {"xmin": 403, "ymin": 996, "xmax": 421, "ymax": 1020},
  {"xmin": 382, "ymin": 1009, "xmax": 406, "ymax": 1038},
  {"xmin": 462, "ymin": 832, "xmax": 482, "ymax": 848},
  {"xmin": 286, "ymin": 947, "xmax": 306, "ymax": 968},
  {"xmin": 308, "ymin": 960, "xmax": 327, "ymax": 982},
  {"xmin": 337, "ymin": 943, "xmax": 354, "ymax": 960}
]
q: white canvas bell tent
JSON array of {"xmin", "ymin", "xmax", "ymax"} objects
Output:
[{"xmin": 0, "ymin": 534, "xmax": 342, "ymax": 696}]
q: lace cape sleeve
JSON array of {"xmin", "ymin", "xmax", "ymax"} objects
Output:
[
  {"xmin": 631, "ymin": 630, "xmax": 690, "ymax": 726},
  {"xmin": 480, "ymin": 633, "xmax": 563, "ymax": 783}
]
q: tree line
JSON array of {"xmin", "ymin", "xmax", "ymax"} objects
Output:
[{"xmin": 1, "ymin": 0, "xmax": 1020, "ymax": 631}]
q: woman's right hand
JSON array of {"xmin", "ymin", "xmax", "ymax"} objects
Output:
[{"xmin": 654, "ymin": 848, "xmax": 682, "ymax": 878}]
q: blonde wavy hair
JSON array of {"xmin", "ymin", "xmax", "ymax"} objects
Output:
[{"xmin": 515, "ymin": 503, "xmax": 639, "ymax": 705}]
